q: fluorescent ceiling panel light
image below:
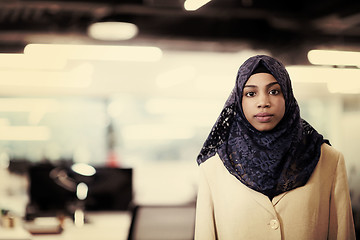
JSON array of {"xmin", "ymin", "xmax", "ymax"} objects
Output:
[
  {"xmin": 87, "ymin": 22, "xmax": 138, "ymax": 41},
  {"xmin": 0, "ymin": 63, "xmax": 93, "ymax": 88},
  {"xmin": 308, "ymin": 49, "xmax": 360, "ymax": 66},
  {"xmin": 0, "ymin": 53, "xmax": 66, "ymax": 70},
  {"xmin": 0, "ymin": 98, "xmax": 58, "ymax": 112},
  {"xmin": 184, "ymin": 0, "xmax": 212, "ymax": 11},
  {"xmin": 0, "ymin": 126, "xmax": 50, "ymax": 141},
  {"xmin": 24, "ymin": 44, "xmax": 163, "ymax": 62}
]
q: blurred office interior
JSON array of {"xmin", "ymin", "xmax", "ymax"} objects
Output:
[{"xmin": 0, "ymin": 0, "xmax": 360, "ymax": 239}]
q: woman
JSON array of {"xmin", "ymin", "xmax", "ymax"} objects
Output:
[{"xmin": 195, "ymin": 55, "xmax": 356, "ymax": 239}]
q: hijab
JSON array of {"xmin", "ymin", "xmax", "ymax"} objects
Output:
[{"xmin": 197, "ymin": 55, "xmax": 328, "ymax": 199}]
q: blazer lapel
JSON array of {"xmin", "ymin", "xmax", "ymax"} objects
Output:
[{"xmin": 245, "ymin": 186, "xmax": 278, "ymax": 216}]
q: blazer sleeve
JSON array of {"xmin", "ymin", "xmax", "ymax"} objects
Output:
[
  {"xmin": 194, "ymin": 166, "xmax": 217, "ymax": 240},
  {"xmin": 328, "ymin": 152, "xmax": 356, "ymax": 240}
]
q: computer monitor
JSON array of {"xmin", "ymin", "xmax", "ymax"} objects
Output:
[
  {"xmin": 26, "ymin": 163, "xmax": 133, "ymax": 219},
  {"xmin": 85, "ymin": 167, "xmax": 133, "ymax": 211},
  {"xmin": 26, "ymin": 162, "xmax": 76, "ymax": 218}
]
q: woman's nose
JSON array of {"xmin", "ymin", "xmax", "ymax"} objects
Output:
[{"xmin": 257, "ymin": 94, "xmax": 270, "ymax": 108}]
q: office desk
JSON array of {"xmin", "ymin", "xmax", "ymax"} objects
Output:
[
  {"xmin": 0, "ymin": 211, "xmax": 132, "ymax": 240},
  {"xmin": 0, "ymin": 227, "xmax": 31, "ymax": 240}
]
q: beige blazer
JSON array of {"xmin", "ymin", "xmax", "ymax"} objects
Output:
[{"xmin": 195, "ymin": 144, "xmax": 356, "ymax": 240}]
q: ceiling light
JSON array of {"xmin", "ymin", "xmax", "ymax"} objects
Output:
[
  {"xmin": 184, "ymin": 0, "xmax": 212, "ymax": 11},
  {"xmin": 0, "ymin": 98, "xmax": 58, "ymax": 112},
  {"xmin": 24, "ymin": 44, "xmax": 163, "ymax": 62},
  {"xmin": 0, "ymin": 63, "xmax": 93, "ymax": 88},
  {"xmin": 87, "ymin": 22, "xmax": 138, "ymax": 41},
  {"xmin": 0, "ymin": 126, "xmax": 50, "ymax": 141},
  {"xmin": 307, "ymin": 49, "xmax": 360, "ymax": 66},
  {"xmin": 0, "ymin": 53, "xmax": 66, "ymax": 70}
]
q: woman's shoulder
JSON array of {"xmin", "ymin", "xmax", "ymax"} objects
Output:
[
  {"xmin": 199, "ymin": 153, "xmax": 222, "ymax": 169},
  {"xmin": 198, "ymin": 153, "xmax": 226, "ymax": 178},
  {"xmin": 319, "ymin": 143, "xmax": 345, "ymax": 170},
  {"xmin": 321, "ymin": 143, "xmax": 343, "ymax": 160}
]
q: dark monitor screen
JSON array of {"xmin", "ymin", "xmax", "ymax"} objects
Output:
[
  {"xmin": 85, "ymin": 167, "xmax": 133, "ymax": 211},
  {"xmin": 27, "ymin": 163, "xmax": 133, "ymax": 218},
  {"xmin": 27, "ymin": 163, "xmax": 76, "ymax": 217}
]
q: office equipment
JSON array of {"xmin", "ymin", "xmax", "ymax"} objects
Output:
[
  {"xmin": 85, "ymin": 167, "xmax": 133, "ymax": 211},
  {"xmin": 26, "ymin": 163, "xmax": 133, "ymax": 220},
  {"xmin": 24, "ymin": 216, "xmax": 63, "ymax": 234},
  {"xmin": 128, "ymin": 205, "xmax": 195, "ymax": 240},
  {"xmin": 26, "ymin": 162, "xmax": 76, "ymax": 219},
  {"xmin": 8, "ymin": 158, "xmax": 31, "ymax": 175}
]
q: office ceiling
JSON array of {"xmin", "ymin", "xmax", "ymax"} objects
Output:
[{"xmin": 1, "ymin": 0, "xmax": 360, "ymax": 64}]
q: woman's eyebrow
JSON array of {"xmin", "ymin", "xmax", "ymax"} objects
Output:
[
  {"xmin": 244, "ymin": 84, "xmax": 257, "ymax": 88},
  {"xmin": 267, "ymin": 82, "xmax": 280, "ymax": 87},
  {"xmin": 244, "ymin": 82, "xmax": 279, "ymax": 88}
]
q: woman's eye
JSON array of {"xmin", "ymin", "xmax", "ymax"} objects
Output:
[
  {"xmin": 269, "ymin": 89, "xmax": 280, "ymax": 95},
  {"xmin": 245, "ymin": 92, "xmax": 256, "ymax": 97}
]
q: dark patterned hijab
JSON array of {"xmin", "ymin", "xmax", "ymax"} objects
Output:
[{"xmin": 197, "ymin": 55, "xmax": 328, "ymax": 199}]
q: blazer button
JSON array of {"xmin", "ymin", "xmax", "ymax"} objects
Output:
[{"xmin": 269, "ymin": 219, "xmax": 279, "ymax": 230}]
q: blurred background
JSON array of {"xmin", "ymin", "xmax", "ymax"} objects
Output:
[{"xmin": 0, "ymin": 0, "xmax": 360, "ymax": 239}]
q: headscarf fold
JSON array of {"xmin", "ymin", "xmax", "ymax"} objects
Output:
[{"xmin": 197, "ymin": 55, "xmax": 328, "ymax": 199}]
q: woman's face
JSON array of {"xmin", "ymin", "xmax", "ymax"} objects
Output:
[{"xmin": 241, "ymin": 73, "xmax": 285, "ymax": 132}]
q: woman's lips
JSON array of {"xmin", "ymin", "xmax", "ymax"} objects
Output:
[{"xmin": 254, "ymin": 113, "xmax": 273, "ymax": 122}]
